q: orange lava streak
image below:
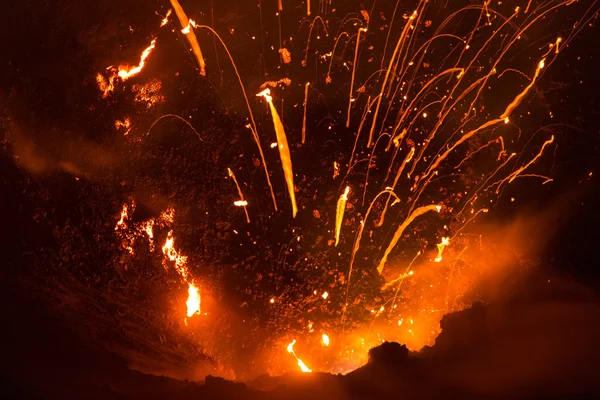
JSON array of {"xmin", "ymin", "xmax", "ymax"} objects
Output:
[
  {"xmin": 377, "ymin": 204, "xmax": 440, "ymax": 274},
  {"xmin": 170, "ymin": 0, "xmax": 206, "ymax": 76},
  {"xmin": 118, "ymin": 38, "xmax": 157, "ymax": 81},
  {"xmin": 257, "ymin": 88, "xmax": 298, "ymax": 217},
  {"xmin": 335, "ymin": 186, "xmax": 350, "ymax": 246}
]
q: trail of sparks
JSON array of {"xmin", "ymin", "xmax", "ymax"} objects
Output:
[
  {"xmin": 190, "ymin": 24, "xmax": 278, "ymax": 212},
  {"xmin": 257, "ymin": 88, "xmax": 298, "ymax": 217},
  {"xmin": 376, "ymin": 146, "xmax": 415, "ymax": 227},
  {"xmin": 346, "ymin": 28, "xmax": 367, "ymax": 128}
]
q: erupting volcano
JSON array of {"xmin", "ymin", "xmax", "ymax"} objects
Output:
[{"xmin": 2, "ymin": 0, "xmax": 600, "ymax": 398}]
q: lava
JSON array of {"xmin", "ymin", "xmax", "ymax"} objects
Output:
[
  {"xmin": 257, "ymin": 88, "xmax": 298, "ymax": 217},
  {"xmin": 170, "ymin": 0, "xmax": 206, "ymax": 76},
  {"xmin": 117, "ymin": 38, "xmax": 157, "ymax": 81}
]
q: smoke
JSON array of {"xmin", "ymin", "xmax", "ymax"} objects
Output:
[{"xmin": 6, "ymin": 120, "xmax": 119, "ymax": 178}]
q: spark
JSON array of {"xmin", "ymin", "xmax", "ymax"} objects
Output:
[
  {"xmin": 322, "ymin": 334, "xmax": 330, "ymax": 346},
  {"xmin": 335, "ymin": 186, "xmax": 350, "ymax": 246},
  {"xmin": 257, "ymin": 88, "xmax": 298, "ymax": 217},
  {"xmin": 322, "ymin": 291, "xmax": 329, "ymax": 300}
]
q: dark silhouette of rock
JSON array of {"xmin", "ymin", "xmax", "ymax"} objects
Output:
[{"xmin": 367, "ymin": 341, "xmax": 409, "ymax": 367}]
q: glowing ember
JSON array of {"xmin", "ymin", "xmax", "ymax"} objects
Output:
[{"xmin": 322, "ymin": 334, "xmax": 330, "ymax": 346}]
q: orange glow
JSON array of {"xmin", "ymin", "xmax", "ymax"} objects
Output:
[{"xmin": 322, "ymin": 334, "xmax": 330, "ymax": 346}]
